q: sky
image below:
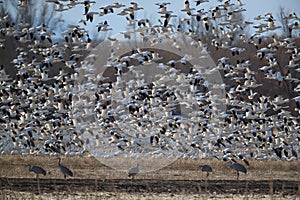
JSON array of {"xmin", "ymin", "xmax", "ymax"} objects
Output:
[{"xmin": 59, "ymin": 0, "xmax": 300, "ymax": 38}]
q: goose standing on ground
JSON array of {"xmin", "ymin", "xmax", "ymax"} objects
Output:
[
  {"xmin": 200, "ymin": 164, "xmax": 213, "ymax": 178},
  {"xmin": 128, "ymin": 164, "xmax": 140, "ymax": 179},
  {"xmin": 57, "ymin": 157, "xmax": 73, "ymax": 179},
  {"xmin": 229, "ymin": 162, "xmax": 247, "ymax": 180}
]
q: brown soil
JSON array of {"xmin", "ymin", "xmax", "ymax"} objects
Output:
[
  {"xmin": 1, "ymin": 178, "xmax": 299, "ymax": 195},
  {"xmin": 0, "ymin": 155, "xmax": 300, "ymax": 198}
]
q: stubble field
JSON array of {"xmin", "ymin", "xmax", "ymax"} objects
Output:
[{"xmin": 0, "ymin": 155, "xmax": 300, "ymax": 199}]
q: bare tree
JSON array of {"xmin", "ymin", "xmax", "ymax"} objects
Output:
[
  {"xmin": 277, "ymin": 6, "xmax": 290, "ymax": 37},
  {"xmin": 173, "ymin": 5, "xmax": 250, "ymax": 47},
  {"xmin": 0, "ymin": 0, "xmax": 61, "ymax": 30},
  {"xmin": 0, "ymin": 1, "xmax": 65, "ymax": 76}
]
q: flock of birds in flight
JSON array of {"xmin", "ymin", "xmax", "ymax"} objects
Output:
[{"xmin": 0, "ymin": 0, "xmax": 300, "ymax": 178}]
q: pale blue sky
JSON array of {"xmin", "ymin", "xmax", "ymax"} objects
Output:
[{"xmin": 61, "ymin": 0, "xmax": 300, "ymax": 37}]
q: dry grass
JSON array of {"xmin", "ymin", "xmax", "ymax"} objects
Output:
[
  {"xmin": 1, "ymin": 190, "xmax": 298, "ymax": 200},
  {"xmin": 1, "ymin": 155, "xmax": 300, "ymax": 200},
  {"xmin": 163, "ymin": 158, "xmax": 300, "ymax": 181},
  {"xmin": 0, "ymin": 155, "xmax": 300, "ymax": 181}
]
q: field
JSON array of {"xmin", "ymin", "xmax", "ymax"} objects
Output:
[{"xmin": 0, "ymin": 155, "xmax": 300, "ymax": 199}]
